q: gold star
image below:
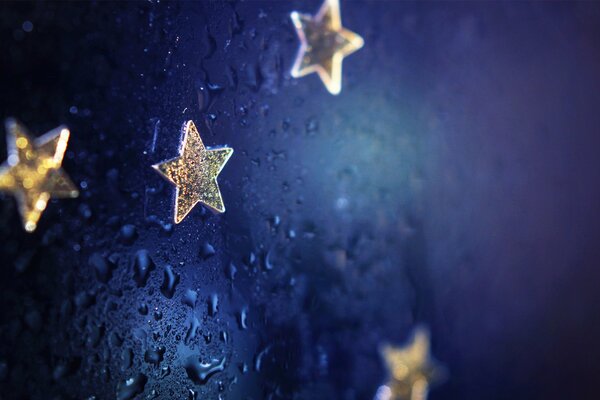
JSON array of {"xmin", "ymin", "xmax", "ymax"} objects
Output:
[
  {"xmin": 380, "ymin": 327, "xmax": 446, "ymax": 400},
  {"xmin": 290, "ymin": 0, "xmax": 364, "ymax": 95},
  {"xmin": 0, "ymin": 119, "xmax": 78, "ymax": 232},
  {"xmin": 152, "ymin": 120, "xmax": 233, "ymax": 223}
]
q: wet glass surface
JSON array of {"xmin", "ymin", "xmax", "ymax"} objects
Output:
[{"xmin": 1, "ymin": 1, "xmax": 600, "ymax": 399}]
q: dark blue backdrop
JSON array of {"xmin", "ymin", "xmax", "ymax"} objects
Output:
[{"xmin": 0, "ymin": 1, "xmax": 599, "ymax": 399}]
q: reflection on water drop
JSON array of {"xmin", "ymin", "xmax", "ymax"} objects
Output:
[{"xmin": 238, "ymin": 307, "xmax": 248, "ymax": 330}]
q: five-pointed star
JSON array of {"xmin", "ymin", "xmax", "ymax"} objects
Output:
[
  {"xmin": 380, "ymin": 328, "xmax": 445, "ymax": 400},
  {"xmin": 152, "ymin": 120, "xmax": 233, "ymax": 223},
  {"xmin": 0, "ymin": 119, "xmax": 79, "ymax": 232},
  {"xmin": 290, "ymin": 0, "xmax": 364, "ymax": 95}
]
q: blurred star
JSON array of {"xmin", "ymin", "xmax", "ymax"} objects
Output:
[
  {"xmin": 153, "ymin": 120, "xmax": 233, "ymax": 223},
  {"xmin": 380, "ymin": 327, "xmax": 446, "ymax": 400},
  {"xmin": 0, "ymin": 119, "xmax": 79, "ymax": 232},
  {"xmin": 290, "ymin": 0, "xmax": 364, "ymax": 95}
]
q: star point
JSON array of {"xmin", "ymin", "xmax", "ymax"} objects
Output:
[
  {"xmin": 153, "ymin": 120, "xmax": 233, "ymax": 224},
  {"xmin": 0, "ymin": 119, "xmax": 79, "ymax": 232},
  {"xmin": 379, "ymin": 327, "xmax": 446, "ymax": 400},
  {"xmin": 290, "ymin": 0, "xmax": 364, "ymax": 95}
]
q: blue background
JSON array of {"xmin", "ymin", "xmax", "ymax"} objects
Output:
[{"xmin": 0, "ymin": 1, "xmax": 600, "ymax": 399}]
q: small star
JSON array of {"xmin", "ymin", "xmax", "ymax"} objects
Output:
[
  {"xmin": 152, "ymin": 120, "xmax": 233, "ymax": 223},
  {"xmin": 379, "ymin": 327, "xmax": 446, "ymax": 400},
  {"xmin": 0, "ymin": 119, "xmax": 79, "ymax": 232},
  {"xmin": 290, "ymin": 0, "xmax": 364, "ymax": 95}
]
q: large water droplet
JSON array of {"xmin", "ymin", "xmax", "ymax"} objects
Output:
[
  {"xmin": 225, "ymin": 262, "xmax": 237, "ymax": 281},
  {"xmin": 119, "ymin": 224, "xmax": 138, "ymax": 245},
  {"xmin": 89, "ymin": 253, "xmax": 115, "ymax": 284},
  {"xmin": 199, "ymin": 241, "xmax": 215, "ymax": 260},
  {"xmin": 75, "ymin": 291, "xmax": 96, "ymax": 309},
  {"xmin": 183, "ymin": 289, "xmax": 197, "ymax": 308},
  {"xmin": 184, "ymin": 356, "xmax": 226, "ymax": 385},
  {"xmin": 134, "ymin": 250, "xmax": 155, "ymax": 287},
  {"xmin": 116, "ymin": 373, "xmax": 147, "ymax": 400},
  {"xmin": 144, "ymin": 346, "xmax": 165, "ymax": 366},
  {"xmin": 208, "ymin": 293, "xmax": 219, "ymax": 317},
  {"xmin": 185, "ymin": 316, "xmax": 200, "ymax": 345},
  {"xmin": 237, "ymin": 307, "xmax": 248, "ymax": 330},
  {"xmin": 121, "ymin": 348, "xmax": 133, "ymax": 371},
  {"xmin": 160, "ymin": 265, "xmax": 179, "ymax": 299}
]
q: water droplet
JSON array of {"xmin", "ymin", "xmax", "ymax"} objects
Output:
[
  {"xmin": 24, "ymin": 310, "xmax": 42, "ymax": 332},
  {"xmin": 183, "ymin": 289, "xmax": 197, "ymax": 308},
  {"xmin": 208, "ymin": 293, "xmax": 219, "ymax": 316},
  {"xmin": 133, "ymin": 250, "xmax": 155, "ymax": 287},
  {"xmin": 185, "ymin": 316, "xmax": 200, "ymax": 345},
  {"xmin": 244, "ymin": 63, "xmax": 262, "ymax": 91},
  {"xmin": 22, "ymin": 21, "xmax": 33, "ymax": 33},
  {"xmin": 263, "ymin": 249, "xmax": 274, "ymax": 271},
  {"xmin": 75, "ymin": 291, "xmax": 96, "ymax": 309},
  {"xmin": 138, "ymin": 303, "xmax": 148, "ymax": 315},
  {"xmin": 238, "ymin": 362, "xmax": 248, "ymax": 374},
  {"xmin": 305, "ymin": 116, "xmax": 319, "ymax": 135},
  {"xmin": 121, "ymin": 348, "xmax": 133, "ymax": 371},
  {"xmin": 119, "ymin": 224, "xmax": 138, "ymax": 245},
  {"xmin": 144, "ymin": 346, "xmax": 165, "ymax": 366},
  {"xmin": 116, "ymin": 373, "xmax": 147, "ymax": 400},
  {"xmin": 203, "ymin": 27, "xmax": 216, "ymax": 58},
  {"xmin": 237, "ymin": 307, "xmax": 248, "ymax": 330},
  {"xmin": 229, "ymin": 11, "xmax": 243, "ymax": 37},
  {"xmin": 78, "ymin": 203, "xmax": 92, "ymax": 220},
  {"xmin": 160, "ymin": 265, "xmax": 179, "ymax": 299},
  {"xmin": 0, "ymin": 361, "xmax": 8, "ymax": 381},
  {"xmin": 225, "ymin": 262, "xmax": 237, "ymax": 281},
  {"xmin": 160, "ymin": 365, "xmax": 171, "ymax": 379},
  {"xmin": 199, "ymin": 241, "xmax": 215, "ymax": 260},
  {"xmin": 87, "ymin": 323, "xmax": 105, "ymax": 347},
  {"xmin": 226, "ymin": 65, "xmax": 238, "ymax": 90},
  {"xmin": 184, "ymin": 356, "xmax": 226, "ymax": 385},
  {"xmin": 254, "ymin": 346, "xmax": 271, "ymax": 372},
  {"xmin": 110, "ymin": 331, "xmax": 124, "ymax": 347},
  {"xmin": 52, "ymin": 357, "xmax": 80, "ymax": 381},
  {"xmin": 89, "ymin": 253, "xmax": 115, "ymax": 284}
]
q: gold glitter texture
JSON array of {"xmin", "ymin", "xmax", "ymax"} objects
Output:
[
  {"xmin": 152, "ymin": 120, "xmax": 233, "ymax": 223},
  {"xmin": 0, "ymin": 119, "xmax": 79, "ymax": 232},
  {"xmin": 381, "ymin": 328, "xmax": 445, "ymax": 400},
  {"xmin": 290, "ymin": 0, "xmax": 364, "ymax": 95}
]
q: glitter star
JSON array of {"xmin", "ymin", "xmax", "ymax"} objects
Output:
[
  {"xmin": 0, "ymin": 119, "xmax": 79, "ymax": 232},
  {"xmin": 379, "ymin": 328, "xmax": 446, "ymax": 400},
  {"xmin": 152, "ymin": 120, "xmax": 233, "ymax": 223},
  {"xmin": 290, "ymin": 0, "xmax": 364, "ymax": 95}
]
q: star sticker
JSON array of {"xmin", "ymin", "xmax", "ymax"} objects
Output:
[
  {"xmin": 378, "ymin": 327, "xmax": 446, "ymax": 400},
  {"xmin": 152, "ymin": 120, "xmax": 233, "ymax": 223},
  {"xmin": 0, "ymin": 119, "xmax": 79, "ymax": 232},
  {"xmin": 290, "ymin": 0, "xmax": 364, "ymax": 95}
]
